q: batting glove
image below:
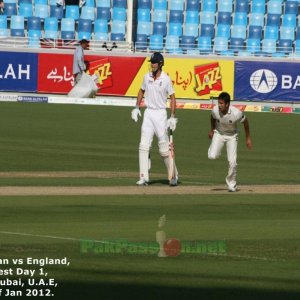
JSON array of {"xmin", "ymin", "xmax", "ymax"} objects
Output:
[
  {"xmin": 167, "ymin": 116, "xmax": 178, "ymax": 131},
  {"xmin": 131, "ymin": 107, "xmax": 141, "ymax": 122}
]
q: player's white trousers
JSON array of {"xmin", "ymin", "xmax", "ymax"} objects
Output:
[
  {"xmin": 208, "ymin": 130, "xmax": 238, "ymax": 190},
  {"xmin": 139, "ymin": 108, "xmax": 177, "ymax": 181}
]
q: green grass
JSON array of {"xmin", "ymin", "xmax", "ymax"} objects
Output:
[{"xmin": 0, "ymin": 102, "xmax": 299, "ymax": 299}]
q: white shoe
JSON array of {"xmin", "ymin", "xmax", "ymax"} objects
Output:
[
  {"xmin": 136, "ymin": 179, "xmax": 149, "ymax": 186},
  {"xmin": 228, "ymin": 185, "xmax": 237, "ymax": 192},
  {"xmin": 169, "ymin": 176, "xmax": 178, "ymax": 187}
]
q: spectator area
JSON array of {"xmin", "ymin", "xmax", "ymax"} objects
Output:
[{"xmin": 1, "ymin": 0, "xmax": 300, "ymax": 57}]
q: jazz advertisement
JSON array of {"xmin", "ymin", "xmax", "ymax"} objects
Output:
[
  {"xmin": 1, "ymin": 51, "xmax": 234, "ymax": 100},
  {"xmin": 235, "ymin": 60, "xmax": 300, "ymax": 102}
]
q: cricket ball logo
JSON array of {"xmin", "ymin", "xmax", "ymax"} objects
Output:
[{"xmin": 156, "ymin": 215, "xmax": 181, "ymax": 257}]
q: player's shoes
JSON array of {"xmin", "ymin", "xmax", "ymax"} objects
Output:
[
  {"xmin": 228, "ymin": 185, "xmax": 237, "ymax": 192},
  {"xmin": 169, "ymin": 176, "xmax": 178, "ymax": 187},
  {"xmin": 136, "ymin": 179, "xmax": 149, "ymax": 186}
]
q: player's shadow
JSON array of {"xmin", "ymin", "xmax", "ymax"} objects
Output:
[{"xmin": 149, "ymin": 179, "xmax": 181, "ymax": 186}]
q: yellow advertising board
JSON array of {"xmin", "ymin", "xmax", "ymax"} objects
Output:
[{"xmin": 126, "ymin": 57, "xmax": 234, "ymax": 100}]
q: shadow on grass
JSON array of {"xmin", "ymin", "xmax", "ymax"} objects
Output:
[{"xmin": 54, "ymin": 282, "xmax": 300, "ymax": 300}]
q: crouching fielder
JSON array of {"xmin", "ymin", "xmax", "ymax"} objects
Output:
[
  {"xmin": 208, "ymin": 92, "xmax": 252, "ymax": 192},
  {"xmin": 131, "ymin": 52, "xmax": 178, "ymax": 186}
]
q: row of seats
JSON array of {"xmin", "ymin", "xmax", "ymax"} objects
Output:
[
  {"xmin": 0, "ymin": 15, "xmax": 124, "ymax": 41},
  {"xmin": 137, "ymin": 34, "xmax": 300, "ymax": 57}
]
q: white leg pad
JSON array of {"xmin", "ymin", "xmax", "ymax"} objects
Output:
[
  {"xmin": 159, "ymin": 141, "xmax": 178, "ymax": 178},
  {"xmin": 139, "ymin": 137, "xmax": 151, "ymax": 182}
]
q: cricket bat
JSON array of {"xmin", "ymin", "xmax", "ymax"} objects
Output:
[{"xmin": 168, "ymin": 129, "xmax": 175, "ymax": 181}]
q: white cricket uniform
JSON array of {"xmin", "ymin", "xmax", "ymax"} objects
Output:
[
  {"xmin": 141, "ymin": 71, "xmax": 174, "ymax": 143},
  {"xmin": 208, "ymin": 105, "xmax": 246, "ymax": 190},
  {"xmin": 138, "ymin": 71, "xmax": 175, "ymax": 182}
]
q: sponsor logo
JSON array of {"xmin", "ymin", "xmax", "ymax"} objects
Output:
[
  {"xmin": 17, "ymin": 96, "xmax": 48, "ymax": 103},
  {"xmin": 250, "ymin": 69, "xmax": 278, "ymax": 93}
]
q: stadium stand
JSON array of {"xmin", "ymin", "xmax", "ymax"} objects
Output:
[{"xmin": 2, "ymin": 0, "xmax": 300, "ymax": 56}]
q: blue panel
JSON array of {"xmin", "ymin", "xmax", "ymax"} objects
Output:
[
  {"xmin": 0, "ymin": 52, "xmax": 38, "ymax": 92},
  {"xmin": 234, "ymin": 60, "xmax": 300, "ymax": 101}
]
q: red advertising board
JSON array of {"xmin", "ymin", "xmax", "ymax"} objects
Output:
[{"xmin": 37, "ymin": 53, "xmax": 145, "ymax": 95}]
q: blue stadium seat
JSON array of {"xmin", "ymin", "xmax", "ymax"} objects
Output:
[
  {"xmin": 267, "ymin": 0, "xmax": 282, "ymax": 14},
  {"xmin": 200, "ymin": 11, "xmax": 215, "ymax": 24},
  {"xmin": 93, "ymin": 32, "xmax": 108, "ymax": 41},
  {"xmin": 138, "ymin": 8, "xmax": 151, "ymax": 22},
  {"xmin": 280, "ymin": 26, "xmax": 295, "ymax": 40},
  {"xmin": 153, "ymin": 21, "xmax": 167, "ymax": 36},
  {"xmin": 81, "ymin": 6, "xmax": 95, "ymax": 21},
  {"xmin": 249, "ymin": 13, "xmax": 265, "ymax": 26},
  {"xmin": 198, "ymin": 36, "xmax": 212, "ymax": 53},
  {"xmin": 284, "ymin": 1, "xmax": 298, "ymax": 14},
  {"xmin": 34, "ymin": 4, "xmax": 48, "ymax": 19},
  {"xmin": 165, "ymin": 35, "xmax": 180, "ymax": 52},
  {"xmin": 214, "ymin": 36, "xmax": 228, "ymax": 52},
  {"xmin": 94, "ymin": 19, "xmax": 108, "ymax": 33},
  {"xmin": 248, "ymin": 25, "xmax": 263, "ymax": 39},
  {"xmin": 282, "ymin": 14, "xmax": 296, "ymax": 27},
  {"xmin": 44, "ymin": 17, "xmax": 58, "ymax": 31},
  {"xmin": 169, "ymin": 0, "xmax": 184, "ymax": 11},
  {"xmin": 149, "ymin": 34, "xmax": 163, "ymax": 50},
  {"xmin": 0, "ymin": 15, "xmax": 7, "ymax": 29},
  {"xmin": 44, "ymin": 29, "xmax": 58, "ymax": 39},
  {"xmin": 277, "ymin": 39, "xmax": 292, "ymax": 54},
  {"xmin": 112, "ymin": 7, "xmax": 126, "ymax": 21},
  {"xmin": 153, "ymin": 0, "xmax": 167, "ymax": 10},
  {"xmin": 84, "ymin": 0, "xmax": 95, "ymax": 7},
  {"xmin": 61, "ymin": 31, "xmax": 75, "ymax": 40},
  {"xmin": 0, "ymin": 28, "xmax": 8, "ymax": 38},
  {"xmin": 3, "ymin": 3, "xmax": 17, "ymax": 16},
  {"xmin": 231, "ymin": 25, "xmax": 246, "ymax": 39},
  {"xmin": 66, "ymin": 5, "xmax": 80, "ymax": 21},
  {"xmin": 10, "ymin": 15, "xmax": 25, "ymax": 37},
  {"xmin": 217, "ymin": 11, "xmax": 231, "ymax": 25},
  {"xmin": 181, "ymin": 35, "xmax": 195, "ymax": 50},
  {"xmin": 138, "ymin": 0, "xmax": 151, "ymax": 9},
  {"xmin": 184, "ymin": 23, "xmax": 198, "ymax": 37},
  {"xmin": 266, "ymin": 13, "xmax": 281, "ymax": 26},
  {"xmin": 111, "ymin": 20, "xmax": 126, "ymax": 35},
  {"xmin": 50, "ymin": 5, "xmax": 64, "ymax": 19},
  {"xmin": 218, "ymin": 0, "xmax": 233, "ymax": 12},
  {"xmin": 78, "ymin": 18, "xmax": 92, "ymax": 33},
  {"xmin": 185, "ymin": 10, "xmax": 199, "ymax": 24},
  {"xmin": 262, "ymin": 38, "xmax": 277, "ymax": 53},
  {"xmin": 19, "ymin": 0, "xmax": 32, "ymax": 4},
  {"xmin": 27, "ymin": 16, "xmax": 41, "ymax": 30},
  {"xmin": 216, "ymin": 24, "xmax": 230, "ymax": 38},
  {"xmin": 294, "ymin": 39, "xmax": 300, "ymax": 56},
  {"xmin": 97, "ymin": 7, "xmax": 110, "ymax": 20},
  {"xmin": 168, "ymin": 22, "xmax": 182, "ymax": 36},
  {"xmin": 111, "ymin": 33, "xmax": 125, "ymax": 41},
  {"xmin": 78, "ymin": 31, "xmax": 91, "ymax": 40},
  {"xmin": 235, "ymin": 0, "xmax": 248, "ymax": 13},
  {"xmin": 233, "ymin": 12, "xmax": 247, "ymax": 25},
  {"xmin": 186, "ymin": 0, "xmax": 199, "ymax": 11},
  {"xmin": 61, "ymin": 18, "xmax": 75, "ymax": 32},
  {"xmin": 135, "ymin": 33, "xmax": 148, "ymax": 50},
  {"xmin": 35, "ymin": 0, "xmax": 47, "ymax": 4},
  {"xmin": 97, "ymin": 0, "xmax": 110, "ymax": 7},
  {"xmin": 251, "ymin": 0, "xmax": 265, "ymax": 13},
  {"xmin": 137, "ymin": 21, "xmax": 151, "ymax": 35},
  {"xmin": 202, "ymin": 0, "xmax": 216, "ymax": 12},
  {"xmin": 153, "ymin": 9, "xmax": 167, "ymax": 22},
  {"xmin": 18, "ymin": 3, "xmax": 33, "ymax": 17},
  {"xmin": 113, "ymin": 0, "xmax": 127, "ymax": 8},
  {"xmin": 169, "ymin": 10, "xmax": 183, "ymax": 23},
  {"xmin": 264, "ymin": 25, "xmax": 279, "ymax": 39},
  {"xmin": 246, "ymin": 38, "xmax": 260, "ymax": 52},
  {"xmin": 230, "ymin": 37, "xmax": 244, "ymax": 51},
  {"xmin": 28, "ymin": 29, "xmax": 41, "ymax": 48},
  {"xmin": 200, "ymin": 23, "xmax": 214, "ymax": 37}
]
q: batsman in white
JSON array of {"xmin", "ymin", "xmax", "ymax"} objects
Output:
[
  {"xmin": 131, "ymin": 52, "xmax": 178, "ymax": 186},
  {"xmin": 208, "ymin": 92, "xmax": 253, "ymax": 192}
]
